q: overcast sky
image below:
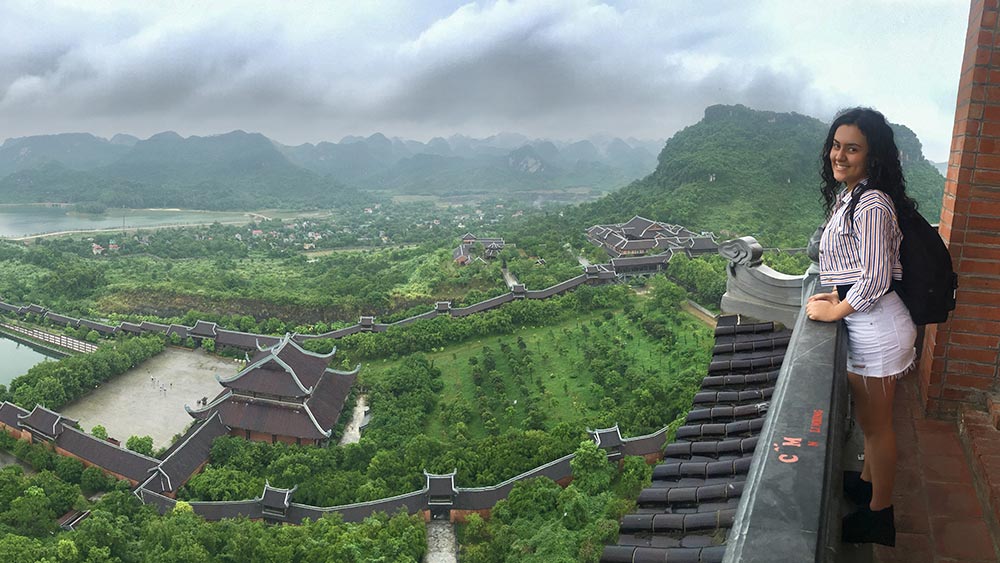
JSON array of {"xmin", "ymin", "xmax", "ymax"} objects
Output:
[{"xmin": 0, "ymin": 0, "xmax": 969, "ymax": 161}]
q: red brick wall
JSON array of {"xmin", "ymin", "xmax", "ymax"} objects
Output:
[
  {"xmin": 0, "ymin": 422, "xmax": 24, "ymax": 441},
  {"xmin": 919, "ymin": 0, "xmax": 1000, "ymax": 415}
]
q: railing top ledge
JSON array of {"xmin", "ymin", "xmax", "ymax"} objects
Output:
[{"xmin": 724, "ymin": 276, "xmax": 849, "ymax": 563}]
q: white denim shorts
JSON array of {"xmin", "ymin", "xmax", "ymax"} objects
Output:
[{"xmin": 843, "ymin": 291, "xmax": 917, "ymax": 378}]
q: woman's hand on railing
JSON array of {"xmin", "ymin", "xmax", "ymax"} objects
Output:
[{"xmin": 805, "ymin": 291, "xmax": 851, "ymax": 322}]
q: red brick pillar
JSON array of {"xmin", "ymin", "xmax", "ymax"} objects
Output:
[{"xmin": 918, "ymin": 0, "xmax": 1000, "ymax": 415}]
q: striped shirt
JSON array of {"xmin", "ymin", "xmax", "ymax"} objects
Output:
[{"xmin": 819, "ymin": 179, "xmax": 903, "ymax": 313}]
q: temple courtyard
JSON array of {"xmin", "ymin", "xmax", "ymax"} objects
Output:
[{"xmin": 60, "ymin": 347, "xmax": 241, "ymax": 450}]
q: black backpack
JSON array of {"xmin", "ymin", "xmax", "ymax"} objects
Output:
[{"xmin": 892, "ymin": 210, "xmax": 958, "ymax": 325}]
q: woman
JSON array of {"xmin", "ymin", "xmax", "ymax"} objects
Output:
[{"xmin": 805, "ymin": 107, "xmax": 918, "ymax": 547}]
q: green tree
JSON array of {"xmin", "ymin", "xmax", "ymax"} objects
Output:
[
  {"xmin": 56, "ymin": 538, "xmax": 80, "ymax": 563},
  {"xmin": 0, "ymin": 535, "xmax": 46, "ymax": 562},
  {"xmin": 81, "ymin": 466, "xmax": 111, "ymax": 494},
  {"xmin": 55, "ymin": 455, "xmax": 85, "ymax": 484},
  {"xmin": 125, "ymin": 435, "xmax": 154, "ymax": 456},
  {"xmin": 569, "ymin": 440, "xmax": 615, "ymax": 496},
  {"xmin": 2, "ymin": 485, "xmax": 55, "ymax": 536}
]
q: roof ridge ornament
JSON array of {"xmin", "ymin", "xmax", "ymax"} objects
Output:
[{"xmin": 719, "ymin": 237, "xmax": 763, "ymax": 267}]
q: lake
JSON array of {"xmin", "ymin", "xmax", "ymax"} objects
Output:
[
  {"xmin": 0, "ymin": 334, "xmax": 59, "ymax": 387},
  {"xmin": 0, "ymin": 205, "xmax": 254, "ymax": 238}
]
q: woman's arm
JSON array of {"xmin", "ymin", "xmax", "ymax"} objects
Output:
[
  {"xmin": 806, "ymin": 291, "xmax": 857, "ymax": 322},
  {"xmin": 841, "ymin": 193, "xmax": 896, "ymax": 313}
]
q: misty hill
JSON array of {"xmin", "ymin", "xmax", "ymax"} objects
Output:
[
  {"xmin": 0, "ymin": 130, "xmax": 660, "ymax": 208},
  {"xmin": 277, "ymin": 133, "xmax": 657, "ymax": 193},
  {"xmin": 0, "ymin": 131, "xmax": 358, "ymax": 210},
  {"xmin": 581, "ymin": 104, "xmax": 946, "ymax": 246},
  {"xmin": 0, "ymin": 133, "xmax": 131, "ymax": 177}
]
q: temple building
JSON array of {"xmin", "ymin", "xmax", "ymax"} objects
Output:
[
  {"xmin": 186, "ymin": 334, "xmax": 358, "ymax": 446},
  {"xmin": 453, "ymin": 233, "xmax": 506, "ymax": 264},
  {"xmin": 587, "ymin": 215, "xmax": 717, "ymax": 258}
]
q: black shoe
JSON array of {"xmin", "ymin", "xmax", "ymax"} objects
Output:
[
  {"xmin": 843, "ymin": 470, "xmax": 873, "ymax": 506},
  {"xmin": 842, "ymin": 505, "xmax": 895, "ymax": 547}
]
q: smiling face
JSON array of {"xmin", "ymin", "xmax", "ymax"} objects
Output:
[{"xmin": 829, "ymin": 124, "xmax": 869, "ymax": 189}]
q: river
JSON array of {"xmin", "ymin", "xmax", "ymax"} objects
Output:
[
  {"xmin": 0, "ymin": 334, "xmax": 59, "ymax": 387},
  {"xmin": 0, "ymin": 205, "xmax": 253, "ymax": 238}
]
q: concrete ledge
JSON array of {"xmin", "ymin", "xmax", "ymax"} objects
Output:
[{"xmin": 724, "ymin": 277, "xmax": 849, "ymax": 562}]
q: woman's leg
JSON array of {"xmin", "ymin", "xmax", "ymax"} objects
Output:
[
  {"xmin": 848, "ymin": 372, "xmax": 872, "ymax": 481},
  {"xmin": 848, "ymin": 372, "xmax": 897, "ymax": 510}
]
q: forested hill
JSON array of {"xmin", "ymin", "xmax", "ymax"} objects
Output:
[
  {"xmin": 0, "ymin": 130, "xmax": 661, "ymax": 210},
  {"xmin": 579, "ymin": 104, "xmax": 946, "ymax": 247},
  {"xmin": 0, "ymin": 131, "xmax": 361, "ymax": 211}
]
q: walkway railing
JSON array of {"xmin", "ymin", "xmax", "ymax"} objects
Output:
[
  {"xmin": 0, "ymin": 323, "xmax": 96, "ymax": 354},
  {"xmin": 723, "ymin": 276, "xmax": 849, "ymax": 562}
]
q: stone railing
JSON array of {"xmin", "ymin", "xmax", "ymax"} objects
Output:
[
  {"xmin": 723, "ymin": 275, "xmax": 849, "ymax": 561},
  {"xmin": 718, "ymin": 229, "xmax": 851, "ymax": 562}
]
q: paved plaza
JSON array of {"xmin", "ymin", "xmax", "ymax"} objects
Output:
[{"xmin": 61, "ymin": 348, "xmax": 242, "ymax": 451}]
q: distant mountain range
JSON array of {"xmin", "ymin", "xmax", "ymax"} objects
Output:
[
  {"xmin": 0, "ymin": 107, "xmax": 946, "ymax": 246},
  {"xmin": 0, "ymin": 129, "xmax": 662, "ymax": 210},
  {"xmin": 581, "ymin": 104, "xmax": 947, "ymax": 246}
]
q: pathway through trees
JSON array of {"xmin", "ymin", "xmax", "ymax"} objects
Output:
[
  {"xmin": 338, "ymin": 395, "xmax": 367, "ymax": 445},
  {"xmin": 424, "ymin": 521, "xmax": 457, "ymax": 563}
]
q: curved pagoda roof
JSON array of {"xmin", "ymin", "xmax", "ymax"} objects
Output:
[
  {"xmin": 218, "ymin": 334, "xmax": 340, "ymax": 399},
  {"xmin": 187, "ymin": 334, "xmax": 359, "ymax": 442}
]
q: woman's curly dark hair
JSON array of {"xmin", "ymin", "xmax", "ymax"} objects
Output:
[{"xmin": 820, "ymin": 107, "xmax": 917, "ymax": 222}]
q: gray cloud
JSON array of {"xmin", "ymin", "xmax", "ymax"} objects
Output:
[{"xmin": 0, "ymin": 1, "xmax": 969, "ymax": 160}]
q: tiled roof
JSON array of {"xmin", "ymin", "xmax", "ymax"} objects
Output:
[
  {"xmin": 306, "ymin": 370, "xmax": 358, "ymax": 432},
  {"xmin": 79, "ymin": 319, "xmax": 117, "ymax": 335},
  {"xmin": 139, "ymin": 321, "xmax": 169, "ymax": 333},
  {"xmin": 601, "ymin": 315, "xmax": 787, "ymax": 563},
  {"xmin": 189, "ymin": 498, "xmax": 261, "ymax": 521},
  {"xmin": 221, "ymin": 359, "xmax": 313, "ymax": 398},
  {"xmin": 17, "ymin": 405, "xmax": 78, "ymax": 440},
  {"xmin": 0, "ymin": 401, "xmax": 27, "ymax": 428},
  {"xmin": 610, "ymin": 254, "xmax": 671, "ymax": 269},
  {"xmin": 165, "ymin": 324, "xmax": 189, "ymax": 338},
  {"xmin": 621, "ymin": 215, "xmax": 657, "ymax": 237},
  {"xmin": 427, "ymin": 472, "xmax": 458, "ymax": 497},
  {"xmin": 139, "ymin": 412, "xmax": 228, "ymax": 495},
  {"xmin": 204, "ymin": 397, "xmax": 331, "ymax": 440},
  {"xmin": 44, "ymin": 312, "xmax": 78, "ymax": 327},
  {"xmin": 189, "ymin": 321, "xmax": 218, "ymax": 338},
  {"xmin": 216, "ymin": 329, "xmax": 277, "ymax": 350},
  {"xmin": 0, "ymin": 301, "xmax": 22, "ymax": 313},
  {"xmin": 188, "ymin": 336, "xmax": 353, "ymax": 443},
  {"xmin": 224, "ymin": 335, "xmax": 336, "ymax": 396},
  {"xmin": 261, "ymin": 482, "xmax": 295, "ymax": 510},
  {"xmin": 591, "ymin": 426, "xmax": 624, "ymax": 449},
  {"xmin": 524, "ymin": 275, "xmax": 587, "ymax": 300},
  {"xmin": 119, "ymin": 322, "xmax": 143, "ymax": 334},
  {"xmin": 55, "ymin": 426, "xmax": 159, "ymax": 482},
  {"xmin": 453, "ymin": 244, "xmax": 472, "ymax": 261}
]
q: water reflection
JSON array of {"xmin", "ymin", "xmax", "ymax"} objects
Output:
[
  {"xmin": 0, "ymin": 205, "xmax": 250, "ymax": 238},
  {"xmin": 0, "ymin": 335, "xmax": 58, "ymax": 387}
]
